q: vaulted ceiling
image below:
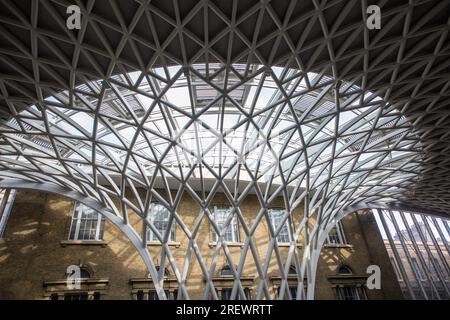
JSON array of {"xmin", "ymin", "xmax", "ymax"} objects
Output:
[{"xmin": 0, "ymin": 0, "xmax": 449, "ymax": 216}]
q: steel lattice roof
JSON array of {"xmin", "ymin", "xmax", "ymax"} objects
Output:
[{"xmin": 0, "ymin": 0, "xmax": 449, "ymax": 299}]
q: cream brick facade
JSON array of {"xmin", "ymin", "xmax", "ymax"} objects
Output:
[{"xmin": 0, "ymin": 189, "xmax": 403, "ymax": 299}]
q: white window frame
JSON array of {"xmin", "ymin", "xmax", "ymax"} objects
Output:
[
  {"xmin": 146, "ymin": 203, "xmax": 176, "ymax": 242},
  {"xmin": 0, "ymin": 189, "xmax": 16, "ymax": 238},
  {"xmin": 211, "ymin": 206, "xmax": 240, "ymax": 243},
  {"xmin": 268, "ymin": 208, "xmax": 292, "ymax": 243},
  {"xmin": 68, "ymin": 202, "xmax": 105, "ymax": 241},
  {"xmin": 326, "ymin": 221, "xmax": 347, "ymax": 244}
]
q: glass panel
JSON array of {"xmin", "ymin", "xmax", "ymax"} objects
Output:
[
  {"xmin": 146, "ymin": 203, "xmax": 175, "ymax": 242},
  {"xmin": 50, "ymin": 293, "xmax": 59, "ymax": 301},
  {"xmin": 212, "ymin": 206, "xmax": 239, "ymax": 243},
  {"xmin": 64, "ymin": 292, "xmax": 89, "ymax": 300},
  {"xmin": 337, "ymin": 286, "xmax": 360, "ymax": 300},
  {"xmin": 277, "ymin": 286, "xmax": 298, "ymax": 300},
  {"xmin": 220, "ymin": 266, "xmax": 234, "ymax": 277},
  {"xmin": 268, "ymin": 208, "xmax": 291, "ymax": 243},
  {"xmin": 327, "ymin": 221, "xmax": 346, "ymax": 244},
  {"xmin": 221, "ymin": 288, "xmax": 232, "ymax": 300},
  {"xmin": 68, "ymin": 203, "xmax": 105, "ymax": 241},
  {"xmin": 147, "ymin": 290, "xmax": 169, "ymax": 300}
]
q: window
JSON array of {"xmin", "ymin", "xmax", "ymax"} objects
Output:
[
  {"xmin": 0, "ymin": 189, "xmax": 16, "ymax": 238},
  {"xmin": 220, "ymin": 265, "xmax": 234, "ymax": 277},
  {"xmin": 288, "ymin": 265, "xmax": 297, "ymax": 276},
  {"xmin": 337, "ymin": 264, "xmax": 353, "ymax": 275},
  {"xmin": 49, "ymin": 292, "xmax": 101, "ymax": 300},
  {"xmin": 80, "ymin": 267, "xmax": 91, "ymax": 279},
  {"xmin": 211, "ymin": 206, "xmax": 239, "ymax": 243},
  {"xmin": 268, "ymin": 208, "xmax": 291, "ymax": 243},
  {"xmin": 336, "ymin": 286, "xmax": 361, "ymax": 300},
  {"xmin": 432, "ymin": 257, "xmax": 443, "ymax": 281},
  {"xmin": 148, "ymin": 291, "xmax": 160, "ymax": 300},
  {"xmin": 64, "ymin": 293, "xmax": 89, "ymax": 300},
  {"xmin": 289, "ymin": 286, "xmax": 297, "ymax": 299},
  {"xmin": 326, "ymin": 221, "xmax": 346, "ymax": 244},
  {"xmin": 146, "ymin": 203, "xmax": 176, "ymax": 242},
  {"xmin": 411, "ymin": 258, "xmax": 425, "ymax": 281},
  {"xmin": 220, "ymin": 288, "xmax": 251, "ymax": 300},
  {"xmin": 136, "ymin": 290, "xmax": 171, "ymax": 300},
  {"xmin": 155, "ymin": 266, "xmax": 170, "ymax": 278},
  {"xmin": 390, "ymin": 257, "xmax": 402, "ymax": 280},
  {"xmin": 68, "ymin": 202, "xmax": 105, "ymax": 241},
  {"xmin": 277, "ymin": 286, "xmax": 298, "ymax": 300},
  {"xmin": 66, "ymin": 266, "xmax": 92, "ymax": 280},
  {"xmin": 221, "ymin": 288, "xmax": 232, "ymax": 300}
]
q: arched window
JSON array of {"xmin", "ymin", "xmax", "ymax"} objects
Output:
[
  {"xmin": 155, "ymin": 266, "xmax": 170, "ymax": 278},
  {"xmin": 337, "ymin": 264, "xmax": 353, "ymax": 275},
  {"xmin": 146, "ymin": 203, "xmax": 176, "ymax": 242},
  {"xmin": 288, "ymin": 265, "xmax": 297, "ymax": 275},
  {"xmin": 80, "ymin": 267, "xmax": 91, "ymax": 279},
  {"xmin": 220, "ymin": 265, "xmax": 234, "ymax": 277},
  {"xmin": 65, "ymin": 266, "xmax": 92, "ymax": 279},
  {"xmin": 147, "ymin": 266, "xmax": 170, "ymax": 279}
]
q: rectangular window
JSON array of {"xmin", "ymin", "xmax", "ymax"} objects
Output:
[
  {"xmin": 326, "ymin": 221, "xmax": 346, "ymax": 244},
  {"xmin": 390, "ymin": 257, "xmax": 402, "ymax": 280},
  {"xmin": 50, "ymin": 292, "xmax": 100, "ymax": 300},
  {"xmin": 277, "ymin": 286, "xmax": 298, "ymax": 300},
  {"xmin": 268, "ymin": 208, "xmax": 291, "ymax": 243},
  {"xmin": 432, "ymin": 257, "xmax": 443, "ymax": 281},
  {"xmin": 63, "ymin": 293, "xmax": 89, "ymax": 300},
  {"xmin": 137, "ymin": 290, "xmax": 170, "ymax": 300},
  {"xmin": 220, "ymin": 288, "xmax": 251, "ymax": 300},
  {"xmin": 148, "ymin": 291, "xmax": 159, "ymax": 300},
  {"xmin": 211, "ymin": 206, "xmax": 239, "ymax": 243},
  {"xmin": 337, "ymin": 286, "xmax": 361, "ymax": 300},
  {"xmin": 0, "ymin": 189, "xmax": 16, "ymax": 238},
  {"xmin": 146, "ymin": 203, "xmax": 176, "ymax": 242},
  {"xmin": 68, "ymin": 202, "xmax": 105, "ymax": 241},
  {"xmin": 411, "ymin": 258, "xmax": 425, "ymax": 281},
  {"xmin": 221, "ymin": 288, "xmax": 232, "ymax": 300}
]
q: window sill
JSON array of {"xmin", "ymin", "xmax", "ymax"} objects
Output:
[
  {"xmin": 208, "ymin": 242, "xmax": 244, "ymax": 248},
  {"xmin": 323, "ymin": 244, "xmax": 353, "ymax": 249},
  {"xmin": 60, "ymin": 240, "xmax": 108, "ymax": 247},
  {"xmin": 276, "ymin": 243, "xmax": 302, "ymax": 248},
  {"xmin": 147, "ymin": 241, "xmax": 181, "ymax": 248}
]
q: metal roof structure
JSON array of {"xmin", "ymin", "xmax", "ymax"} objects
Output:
[{"xmin": 0, "ymin": 0, "xmax": 449, "ymax": 299}]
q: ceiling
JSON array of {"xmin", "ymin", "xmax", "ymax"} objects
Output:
[{"xmin": 0, "ymin": 0, "xmax": 449, "ymax": 216}]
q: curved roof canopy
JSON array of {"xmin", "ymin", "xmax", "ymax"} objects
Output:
[
  {"xmin": 0, "ymin": 0, "xmax": 449, "ymax": 215},
  {"xmin": 0, "ymin": 0, "xmax": 449, "ymax": 301}
]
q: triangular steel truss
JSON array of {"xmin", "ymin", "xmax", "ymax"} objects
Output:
[{"xmin": 0, "ymin": 0, "xmax": 449, "ymax": 299}]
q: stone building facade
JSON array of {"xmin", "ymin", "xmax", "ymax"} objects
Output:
[
  {"xmin": 0, "ymin": 189, "xmax": 403, "ymax": 300},
  {"xmin": 385, "ymin": 240, "xmax": 450, "ymax": 299}
]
